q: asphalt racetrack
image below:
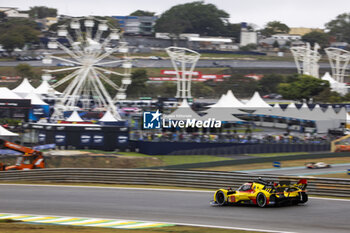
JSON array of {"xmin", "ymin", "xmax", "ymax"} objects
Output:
[{"xmin": 0, "ymin": 184, "xmax": 349, "ymax": 233}]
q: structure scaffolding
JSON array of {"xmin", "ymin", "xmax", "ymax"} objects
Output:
[
  {"xmin": 165, "ymin": 47, "xmax": 200, "ymax": 99},
  {"xmin": 290, "ymin": 43, "xmax": 321, "ymax": 78},
  {"xmin": 43, "ymin": 17, "xmax": 132, "ymax": 121},
  {"xmin": 325, "ymin": 47, "xmax": 350, "ymax": 83}
]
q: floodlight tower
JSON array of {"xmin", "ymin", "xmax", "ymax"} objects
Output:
[
  {"xmin": 165, "ymin": 47, "xmax": 200, "ymax": 99},
  {"xmin": 42, "ymin": 17, "xmax": 132, "ymax": 121},
  {"xmin": 325, "ymin": 47, "xmax": 350, "ymax": 83},
  {"xmin": 290, "ymin": 43, "xmax": 321, "ymax": 78}
]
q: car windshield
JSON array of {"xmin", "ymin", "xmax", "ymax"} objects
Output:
[{"xmin": 238, "ymin": 183, "xmax": 252, "ymax": 191}]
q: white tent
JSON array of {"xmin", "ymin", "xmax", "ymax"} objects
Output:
[
  {"xmin": 243, "ymin": 91, "xmax": 272, "ymax": 109},
  {"xmin": 24, "ymin": 92, "xmax": 48, "ymax": 105},
  {"xmin": 336, "ymin": 107, "xmax": 348, "ymax": 123},
  {"xmin": 35, "ymin": 80, "xmax": 61, "ymax": 95},
  {"xmin": 0, "ymin": 125, "xmax": 19, "ymax": 137},
  {"xmin": 281, "ymin": 103, "xmax": 300, "ymax": 118},
  {"xmin": 321, "ymin": 72, "xmax": 348, "ymax": 95},
  {"xmin": 311, "ymin": 104, "xmax": 324, "ymax": 115},
  {"xmin": 321, "ymin": 72, "xmax": 336, "ymax": 84},
  {"xmin": 255, "ymin": 103, "xmax": 284, "ymax": 116},
  {"xmin": 208, "ymin": 94, "xmax": 226, "ymax": 108},
  {"xmin": 66, "ymin": 110, "xmax": 84, "ymax": 122},
  {"xmin": 297, "ymin": 103, "xmax": 313, "ymax": 119},
  {"xmin": 99, "ymin": 110, "xmax": 119, "ymax": 122},
  {"xmin": 0, "ymin": 87, "xmax": 22, "ymax": 99},
  {"xmin": 164, "ymin": 99, "xmax": 201, "ymax": 120},
  {"xmin": 12, "ymin": 78, "xmax": 36, "ymax": 97},
  {"xmin": 201, "ymin": 107, "xmax": 244, "ymax": 122},
  {"xmin": 225, "ymin": 90, "xmax": 246, "ymax": 108}
]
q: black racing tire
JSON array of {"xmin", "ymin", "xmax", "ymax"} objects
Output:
[
  {"xmin": 256, "ymin": 192, "xmax": 267, "ymax": 208},
  {"xmin": 300, "ymin": 192, "xmax": 308, "ymax": 203},
  {"xmin": 216, "ymin": 191, "xmax": 227, "ymax": 206}
]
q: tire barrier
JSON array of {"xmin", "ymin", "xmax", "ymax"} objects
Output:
[{"xmin": 0, "ymin": 168, "xmax": 349, "ymax": 197}]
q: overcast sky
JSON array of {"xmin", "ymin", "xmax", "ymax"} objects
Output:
[{"xmin": 4, "ymin": 0, "xmax": 350, "ymax": 29}]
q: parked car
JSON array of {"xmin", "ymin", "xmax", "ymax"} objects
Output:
[{"xmin": 263, "ymin": 93, "xmax": 282, "ymax": 99}]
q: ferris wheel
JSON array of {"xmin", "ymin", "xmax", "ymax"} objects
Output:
[{"xmin": 42, "ymin": 17, "xmax": 132, "ymax": 121}]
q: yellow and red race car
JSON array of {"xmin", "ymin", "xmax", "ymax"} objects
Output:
[{"xmin": 210, "ymin": 178, "xmax": 308, "ymax": 207}]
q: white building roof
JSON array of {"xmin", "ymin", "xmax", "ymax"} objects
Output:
[
  {"xmin": 0, "ymin": 87, "xmax": 22, "ymax": 99},
  {"xmin": 35, "ymin": 80, "xmax": 61, "ymax": 95},
  {"xmin": 24, "ymin": 92, "xmax": 48, "ymax": 105},
  {"xmin": 244, "ymin": 91, "xmax": 272, "ymax": 109},
  {"xmin": 0, "ymin": 125, "xmax": 19, "ymax": 136},
  {"xmin": 66, "ymin": 110, "xmax": 84, "ymax": 122},
  {"xmin": 321, "ymin": 72, "xmax": 337, "ymax": 83},
  {"xmin": 225, "ymin": 90, "xmax": 246, "ymax": 108},
  {"xmin": 99, "ymin": 110, "xmax": 119, "ymax": 122},
  {"xmin": 188, "ymin": 37, "xmax": 232, "ymax": 43},
  {"xmin": 164, "ymin": 99, "xmax": 201, "ymax": 120},
  {"xmin": 12, "ymin": 78, "xmax": 36, "ymax": 95}
]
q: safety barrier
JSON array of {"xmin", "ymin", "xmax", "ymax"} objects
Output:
[{"xmin": 0, "ymin": 168, "xmax": 349, "ymax": 197}]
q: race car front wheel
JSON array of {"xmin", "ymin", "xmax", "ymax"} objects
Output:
[
  {"xmin": 216, "ymin": 191, "xmax": 227, "ymax": 206},
  {"xmin": 256, "ymin": 192, "xmax": 267, "ymax": 207},
  {"xmin": 300, "ymin": 192, "xmax": 308, "ymax": 203}
]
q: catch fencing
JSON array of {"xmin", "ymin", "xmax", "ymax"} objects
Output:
[{"xmin": 0, "ymin": 168, "xmax": 349, "ymax": 197}]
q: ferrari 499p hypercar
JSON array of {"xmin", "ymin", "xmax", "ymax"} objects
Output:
[{"xmin": 210, "ymin": 178, "xmax": 308, "ymax": 207}]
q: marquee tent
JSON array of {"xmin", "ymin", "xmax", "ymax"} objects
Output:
[
  {"xmin": 0, "ymin": 87, "xmax": 22, "ymax": 99},
  {"xmin": 163, "ymin": 99, "xmax": 201, "ymax": 121},
  {"xmin": 66, "ymin": 110, "xmax": 84, "ymax": 122},
  {"xmin": 243, "ymin": 91, "xmax": 272, "ymax": 109},
  {"xmin": 35, "ymin": 80, "xmax": 61, "ymax": 95},
  {"xmin": 12, "ymin": 78, "xmax": 36, "ymax": 97},
  {"xmin": 0, "ymin": 125, "xmax": 19, "ymax": 137}
]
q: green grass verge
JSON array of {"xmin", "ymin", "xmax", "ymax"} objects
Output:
[
  {"xmin": 118, "ymin": 152, "xmax": 232, "ymax": 166},
  {"xmin": 0, "ymin": 222, "xmax": 262, "ymax": 233}
]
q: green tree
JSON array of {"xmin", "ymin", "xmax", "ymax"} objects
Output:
[
  {"xmin": 0, "ymin": 11, "xmax": 7, "ymax": 22},
  {"xmin": 278, "ymin": 75, "xmax": 329, "ymax": 101},
  {"xmin": 15, "ymin": 64, "xmax": 34, "ymax": 78},
  {"xmin": 130, "ymin": 10, "xmax": 155, "ymax": 16},
  {"xmin": 325, "ymin": 12, "xmax": 350, "ymax": 43},
  {"xmin": 224, "ymin": 23, "xmax": 241, "ymax": 42},
  {"xmin": 192, "ymin": 82, "xmax": 215, "ymax": 97},
  {"xmin": 29, "ymin": 6, "xmax": 57, "ymax": 19},
  {"xmin": 240, "ymin": 43, "xmax": 257, "ymax": 51},
  {"xmin": 260, "ymin": 21, "xmax": 290, "ymax": 37},
  {"xmin": 126, "ymin": 69, "xmax": 149, "ymax": 97},
  {"xmin": 155, "ymin": 1, "xmax": 230, "ymax": 36},
  {"xmin": 0, "ymin": 33, "xmax": 24, "ymax": 55},
  {"xmin": 0, "ymin": 18, "xmax": 40, "ymax": 54},
  {"xmin": 210, "ymin": 73, "xmax": 258, "ymax": 98},
  {"xmin": 272, "ymin": 40, "xmax": 280, "ymax": 48},
  {"xmin": 302, "ymin": 31, "xmax": 329, "ymax": 48},
  {"xmin": 314, "ymin": 88, "xmax": 342, "ymax": 103},
  {"xmin": 258, "ymin": 74, "xmax": 285, "ymax": 94}
]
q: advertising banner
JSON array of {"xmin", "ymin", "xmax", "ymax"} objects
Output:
[
  {"xmin": 54, "ymin": 133, "xmax": 66, "ymax": 146},
  {"xmin": 92, "ymin": 134, "xmax": 104, "ymax": 146},
  {"xmin": 80, "ymin": 133, "xmax": 92, "ymax": 146},
  {"xmin": 38, "ymin": 132, "xmax": 46, "ymax": 143},
  {"xmin": 29, "ymin": 105, "xmax": 50, "ymax": 122}
]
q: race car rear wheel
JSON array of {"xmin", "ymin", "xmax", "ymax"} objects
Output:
[
  {"xmin": 256, "ymin": 192, "xmax": 267, "ymax": 207},
  {"xmin": 300, "ymin": 192, "xmax": 308, "ymax": 203},
  {"xmin": 216, "ymin": 191, "xmax": 227, "ymax": 206}
]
